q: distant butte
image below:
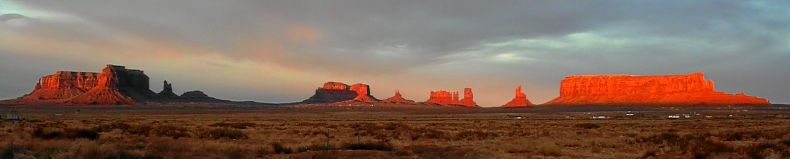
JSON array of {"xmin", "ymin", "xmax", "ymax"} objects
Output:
[
  {"xmin": 502, "ymin": 85, "xmax": 533, "ymax": 108},
  {"xmin": 544, "ymin": 72, "xmax": 770, "ymax": 106},
  {"xmin": 383, "ymin": 90, "xmax": 416, "ymax": 104},
  {"xmin": 301, "ymin": 82, "xmax": 379, "ymax": 104},
  {"xmin": 425, "ymin": 88, "xmax": 478, "ymax": 107}
]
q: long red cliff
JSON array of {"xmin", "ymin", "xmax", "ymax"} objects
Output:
[{"xmin": 545, "ymin": 72, "xmax": 770, "ymax": 106}]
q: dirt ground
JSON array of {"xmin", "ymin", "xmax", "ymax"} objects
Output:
[{"xmin": 1, "ymin": 105, "xmax": 789, "ymax": 159}]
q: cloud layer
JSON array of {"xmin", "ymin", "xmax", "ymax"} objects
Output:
[{"xmin": 1, "ymin": 0, "xmax": 789, "ymax": 105}]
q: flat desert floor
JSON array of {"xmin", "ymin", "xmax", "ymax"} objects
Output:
[{"xmin": 1, "ymin": 104, "xmax": 789, "ymax": 159}]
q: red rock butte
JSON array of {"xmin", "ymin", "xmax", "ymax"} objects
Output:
[
  {"xmin": 502, "ymin": 85, "xmax": 534, "ymax": 107},
  {"xmin": 19, "ymin": 65, "xmax": 157, "ymax": 105},
  {"xmin": 383, "ymin": 90, "xmax": 416, "ymax": 104},
  {"xmin": 425, "ymin": 88, "xmax": 478, "ymax": 107},
  {"xmin": 544, "ymin": 72, "xmax": 770, "ymax": 106},
  {"xmin": 302, "ymin": 82, "xmax": 379, "ymax": 104}
]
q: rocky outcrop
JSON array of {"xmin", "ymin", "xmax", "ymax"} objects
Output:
[
  {"xmin": 18, "ymin": 71, "xmax": 101, "ymax": 103},
  {"xmin": 67, "ymin": 65, "xmax": 155, "ymax": 105},
  {"xmin": 426, "ymin": 90, "xmax": 453, "ymax": 105},
  {"xmin": 425, "ymin": 88, "xmax": 477, "ymax": 107},
  {"xmin": 350, "ymin": 83, "xmax": 376, "ymax": 102},
  {"xmin": 458, "ymin": 88, "xmax": 477, "ymax": 107},
  {"xmin": 158, "ymin": 80, "xmax": 179, "ymax": 98},
  {"xmin": 302, "ymin": 82, "xmax": 379, "ymax": 104},
  {"xmin": 545, "ymin": 72, "xmax": 770, "ymax": 106},
  {"xmin": 383, "ymin": 90, "xmax": 416, "ymax": 104},
  {"xmin": 502, "ymin": 85, "xmax": 533, "ymax": 107},
  {"xmin": 17, "ymin": 65, "xmax": 148, "ymax": 105}
]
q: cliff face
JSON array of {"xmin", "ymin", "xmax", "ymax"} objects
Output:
[
  {"xmin": 19, "ymin": 71, "xmax": 101, "ymax": 103},
  {"xmin": 545, "ymin": 72, "xmax": 770, "ymax": 106},
  {"xmin": 19, "ymin": 65, "xmax": 174, "ymax": 105},
  {"xmin": 425, "ymin": 88, "xmax": 477, "ymax": 107},
  {"xmin": 425, "ymin": 90, "xmax": 453, "ymax": 105},
  {"xmin": 66, "ymin": 65, "xmax": 155, "ymax": 105},
  {"xmin": 502, "ymin": 85, "xmax": 533, "ymax": 107},
  {"xmin": 301, "ymin": 82, "xmax": 379, "ymax": 104},
  {"xmin": 458, "ymin": 88, "xmax": 477, "ymax": 107}
]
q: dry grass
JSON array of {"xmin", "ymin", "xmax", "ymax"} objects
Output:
[{"xmin": 0, "ymin": 107, "xmax": 789, "ymax": 159}]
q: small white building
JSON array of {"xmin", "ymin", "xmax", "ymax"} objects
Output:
[{"xmin": 667, "ymin": 115, "xmax": 681, "ymax": 119}]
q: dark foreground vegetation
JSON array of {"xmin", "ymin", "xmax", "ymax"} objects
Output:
[{"xmin": 0, "ymin": 106, "xmax": 789, "ymax": 158}]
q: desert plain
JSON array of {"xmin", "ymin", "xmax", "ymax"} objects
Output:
[{"xmin": 1, "ymin": 104, "xmax": 789, "ymax": 159}]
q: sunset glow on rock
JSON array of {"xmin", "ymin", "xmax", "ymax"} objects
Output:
[
  {"xmin": 502, "ymin": 85, "xmax": 533, "ymax": 107},
  {"xmin": 545, "ymin": 73, "xmax": 770, "ymax": 106}
]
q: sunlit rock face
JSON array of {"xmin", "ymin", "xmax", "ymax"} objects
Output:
[
  {"xmin": 350, "ymin": 83, "xmax": 376, "ymax": 103},
  {"xmin": 68, "ymin": 65, "xmax": 156, "ymax": 105},
  {"xmin": 426, "ymin": 90, "xmax": 452, "ymax": 105},
  {"xmin": 322, "ymin": 82, "xmax": 349, "ymax": 91},
  {"xmin": 458, "ymin": 88, "xmax": 477, "ymax": 107},
  {"xmin": 502, "ymin": 85, "xmax": 533, "ymax": 107},
  {"xmin": 383, "ymin": 90, "xmax": 416, "ymax": 104},
  {"xmin": 19, "ymin": 71, "xmax": 101, "ymax": 103},
  {"xmin": 18, "ymin": 65, "xmax": 154, "ymax": 105},
  {"xmin": 425, "ymin": 88, "xmax": 478, "ymax": 107},
  {"xmin": 545, "ymin": 72, "xmax": 770, "ymax": 106},
  {"xmin": 302, "ymin": 82, "xmax": 379, "ymax": 104}
]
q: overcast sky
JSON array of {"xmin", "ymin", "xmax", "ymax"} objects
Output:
[{"xmin": 1, "ymin": 0, "xmax": 788, "ymax": 106}]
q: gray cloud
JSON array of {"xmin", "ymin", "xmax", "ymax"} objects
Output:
[{"xmin": 1, "ymin": 0, "xmax": 789, "ymax": 104}]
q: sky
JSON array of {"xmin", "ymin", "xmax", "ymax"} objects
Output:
[{"xmin": 1, "ymin": 0, "xmax": 788, "ymax": 106}]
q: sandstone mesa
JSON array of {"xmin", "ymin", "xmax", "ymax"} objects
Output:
[
  {"xmin": 544, "ymin": 72, "xmax": 770, "ymax": 106},
  {"xmin": 302, "ymin": 82, "xmax": 379, "ymax": 104},
  {"xmin": 14, "ymin": 65, "xmax": 226, "ymax": 105}
]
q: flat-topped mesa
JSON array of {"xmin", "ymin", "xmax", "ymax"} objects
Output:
[
  {"xmin": 502, "ymin": 85, "xmax": 533, "ymax": 107},
  {"xmin": 425, "ymin": 88, "xmax": 478, "ymax": 107},
  {"xmin": 16, "ymin": 65, "xmax": 167, "ymax": 105},
  {"xmin": 301, "ymin": 81, "xmax": 379, "ymax": 104},
  {"xmin": 383, "ymin": 90, "xmax": 416, "ymax": 104},
  {"xmin": 18, "ymin": 71, "xmax": 101, "ymax": 103},
  {"xmin": 458, "ymin": 88, "xmax": 477, "ymax": 107},
  {"xmin": 545, "ymin": 72, "xmax": 770, "ymax": 106},
  {"xmin": 68, "ymin": 65, "xmax": 155, "ymax": 105}
]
